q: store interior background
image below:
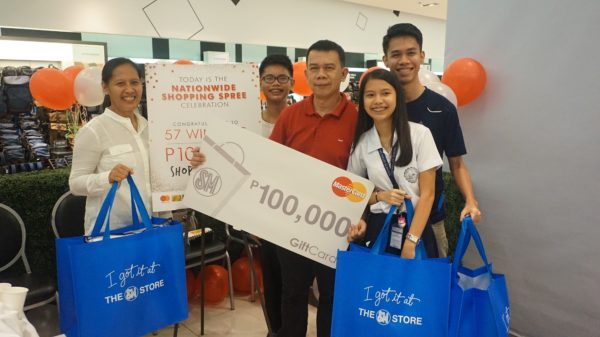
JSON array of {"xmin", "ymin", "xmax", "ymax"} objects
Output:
[{"xmin": 2, "ymin": 0, "xmax": 600, "ymax": 336}]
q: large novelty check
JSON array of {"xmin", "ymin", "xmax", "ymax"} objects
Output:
[{"xmin": 183, "ymin": 120, "xmax": 373, "ymax": 268}]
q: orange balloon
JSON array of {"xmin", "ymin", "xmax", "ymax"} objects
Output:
[
  {"xmin": 232, "ymin": 256, "xmax": 263, "ymax": 294},
  {"xmin": 29, "ymin": 68, "xmax": 76, "ymax": 110},
  {"xmin": 174, "ymin": 59, "xmax": 194, "ymax": 65},
  {"xmin": 441, "ymin": 58, "xmax": 487, "ymax": 106},
  {"xmin": 358, "ymin": 66, "xmax": 382, "ymax": 88},
  {"xmin": 63, "ymin": 65, "xmax": 84, "ymax": 83},
  {"xmin": 202, "ymin": 265, "xmax": 229, "ymax": 304},
  {"xmin": 186, "ymin": 270, "xmax": 199, "ymax": 300},
  {"xmin": 292, "ymin": 62, "xmax": 312, "ymax": 97}
]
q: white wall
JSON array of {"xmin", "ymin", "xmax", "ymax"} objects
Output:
[
  {"xmin": 445, "ymin": 1, "xmax": 600, "ymax": 336},
  {"xmin": 0, "ymin": 0, "xmax": 446, "ymax": 57}
]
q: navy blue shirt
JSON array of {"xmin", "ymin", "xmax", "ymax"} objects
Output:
[{"xmin": 407, "ymin": 87, "xmax": 466, "ymax": 223}]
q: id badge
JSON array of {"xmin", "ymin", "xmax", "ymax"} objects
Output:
[{"xmin": 389, "ymin": 213, "xmax": 406, "ymax": 249}]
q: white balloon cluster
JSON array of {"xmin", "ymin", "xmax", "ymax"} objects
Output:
[
  {"xmin": 74, "ymin": 67, "xmax": 105, "ymax": 107},
  {"xmin": 418, "ymin": 69, "xmax": 457, "ymax": 107}
]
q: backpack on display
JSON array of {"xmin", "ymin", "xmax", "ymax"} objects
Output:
[
  {"xmin": 3, "ymin": 75, "xmax": 33, "ymax": 114},
  {"xmin": 0, "ymin": 86, "xmax": 7, "ymax": 117},
  {"xmin": 1, "ymin": 66, "xmax": 18, "ymax": 77},
  {"xmin": 0, "ymin": 68, "xmax": 8, "ymax": 117},
  {"xmin": 18, "ymin": 66, "xmax": 33, "ymax": 77}
]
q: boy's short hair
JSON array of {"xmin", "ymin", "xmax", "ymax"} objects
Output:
[
  {"xmin": 259, "ymin": 54, "xmax": 293, "ymax": 77},
  {"xmin": 382, "ymin": 23, "xmax": 423, "ymax": 54}
]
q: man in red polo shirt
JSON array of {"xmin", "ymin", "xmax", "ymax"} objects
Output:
[{"xmin": 270, "ymin": 40, "xmax": 358, "ymax": 337}]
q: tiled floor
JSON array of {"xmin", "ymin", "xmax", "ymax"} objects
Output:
[
  {"xmin": 147, "ymin": 293, "xmax": 317, "ymax": 337},
  {"xmin": 28, "ymin": 297, "xmax": 523, "ymax": 337},
  {"xmin": 27, "ymin": 293, "xmax": 317, "ymax": 337}
]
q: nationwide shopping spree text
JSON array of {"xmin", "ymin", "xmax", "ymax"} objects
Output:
[{"xmin": 161, "ymin": 75, "xmax": 248, "ymax": 178}]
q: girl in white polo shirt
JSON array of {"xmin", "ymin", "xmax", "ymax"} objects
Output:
[{"xmin": 347, "ymin": 69, "xmax": 442, "ymax": 258}]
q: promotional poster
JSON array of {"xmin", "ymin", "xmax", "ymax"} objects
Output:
[{"xmin": 145, "ymin": 63, "xmax": 261, "ymax": 211}]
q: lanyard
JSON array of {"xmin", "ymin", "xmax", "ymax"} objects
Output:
[
  {"xmin": 377, "ymin": 143, "xmax": 399, "ymax": 189},
  {"xmin": 378, "ymin": 144, "xmax": 405, "ymax": 246}
]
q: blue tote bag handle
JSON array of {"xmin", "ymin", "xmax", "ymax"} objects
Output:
[
  {"xmin": 369, "ymin": 205, "xmax": 397, "ymax": 255},
  {"xmin": 369, "ymin": 200, "xmax": 427, "ymax": 259},
  {"xmin": 451, "ymin": 216, "xmax": 492, "ymax": 281},
  {"xmin": 90, "ymin": 182, "xmax": 119, "ymax": 239},
  {"xmin": 127, "ymin": 175, "xmax": 152, "ymax": 229},
  {"xmin": 90, "ymin": 175, "xmax": 153, "ymax": 239}
]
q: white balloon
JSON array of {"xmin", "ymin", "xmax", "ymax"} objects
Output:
[
  {"xmin": 74, "ymin": 67, "xmax": 104, "ymax": 107},
  {"xmin": 339, "ymin": 72, "xmax": 350, "ymax": 92},
  {"xmin": 418, "ymin": 68, "xmax": 441, "ymax": 86},
  {"xmin": 427, "ymin": 82, "xmax": 458, "ymax": 108}
]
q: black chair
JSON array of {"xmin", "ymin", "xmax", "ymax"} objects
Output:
[
  {"xmin": 49, "ymin": 190, "xmax": 86, "ymax": 332},
  {"xmin": 51, "ymin": 191, "xmax": 86, "ymax": 238},
  {"xmin": 227, "ymin": 226, "xmax": 262, "ymax": 302},
  {"xmin": 0, "ymin": 203, "xmax": 57, "ymax": 311},
  {"xmin": 227, "ymin": 226, "xmax": 274, "ymax": 336},
  {"xmin": 179, "ymin": 210, "xmax": 235, "ymax": 336}
]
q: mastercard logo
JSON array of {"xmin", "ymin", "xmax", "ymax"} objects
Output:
[
  {"xmin": 160, "ymin": 194, "xmax": 184, "ymax": 202},
  {"xmin": 331, "ymin": 176, "xmax": 367, "ymax": 202}
]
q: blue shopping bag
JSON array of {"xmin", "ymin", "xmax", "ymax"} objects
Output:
[
  {"xmin": 448, "ymin": 217, "xmax": 510, "ymax": 337},
  {"xmin": 331, "ymin": 203, "xmax": 451, "ymax": 337},
  {"xmin": 56, "ymin": 176, "xmax": 188, "ymax": 337}
]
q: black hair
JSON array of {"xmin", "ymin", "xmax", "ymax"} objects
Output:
[
  {"xmin": 351, "ymin": 69, "xmax": 413, "ymax": 167},
  {"xmin": 382, "ymin": 23, "xmax": 423, "ymax": 54},
  {"xmin": 259, "ymin": 54, "xmax": 293, "ymax": 77},
  {"xmin": 102, "ymin": 57, "xmax": 141, "ymax": 84},
  {"xmin": 306, "ymin": 40, "xmax": 346, "ymax": 67},
  {"xmin": 101, "ymin": 57, "xmax": 141, "ymax": 108}
]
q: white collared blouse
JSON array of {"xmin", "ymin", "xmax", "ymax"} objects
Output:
[
  {"xmin": 347, "ymin": 122, "xmax": 443, "ymax": 214},
  {"xmin": 69, "ymin": 108, "xmax": 152, "ymax": 234}
]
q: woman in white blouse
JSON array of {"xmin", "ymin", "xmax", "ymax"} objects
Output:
[
  {"xmin": 346, "ymin": 69, "xmax": 442, "ymax": 258},
  {"xmin": 69, "ymin": 57, "xmax": 204, "ymax": 234}
]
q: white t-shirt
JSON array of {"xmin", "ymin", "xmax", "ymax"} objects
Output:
[
  {"xmin": 258, "ymin": 113, "xmax": 275, "ymax": 138},
  {"xmin": 347, "ymin": 122, "xmax": 442, "ymax": 214},
  {"xmin": 69, "ymin": 108, "xmax": 152, "ymax": 234}
]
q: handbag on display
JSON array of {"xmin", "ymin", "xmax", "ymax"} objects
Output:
[
  {"xmin": 56, "ymin": 175, "xmax": 188, "ymax": 337},
  {"xmin": 448, "ymin": 216, "xmax": 510, "ymax": 337},
  {"xmin": 331, "ymin": 201, "xmax": 452, "ymax": 337}
]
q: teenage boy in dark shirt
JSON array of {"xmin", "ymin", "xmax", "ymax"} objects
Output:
[{"xmin": 382, "ymin": 23, "xmax": 482, "ymax": 257}]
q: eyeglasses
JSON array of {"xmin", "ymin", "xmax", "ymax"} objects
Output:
[{"xmin": 261, "ymin": 74, "xmax": 291, "ymax": 84}]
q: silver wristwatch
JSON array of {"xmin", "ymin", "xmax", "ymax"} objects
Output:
[{"xmin": 406, "ymin": 233, "xmax": 420, "ymax": 244}]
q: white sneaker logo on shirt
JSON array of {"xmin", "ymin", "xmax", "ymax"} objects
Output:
[
  {"xmin": 427, "ymin": 107, "xmax": 442, "ymax": 113},
  {"xmin": 337, "ymin": 139, "xmax": 344, "ymax": 143}
]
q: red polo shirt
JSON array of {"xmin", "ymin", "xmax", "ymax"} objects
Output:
[{"xmin": 270, "ymin": 94, "xmax": 358, "ymax": 169}]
